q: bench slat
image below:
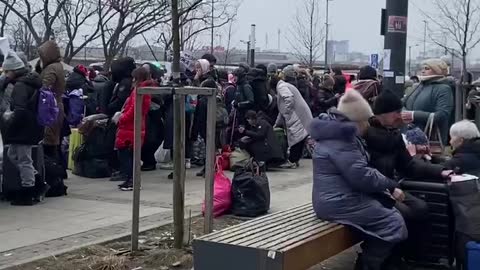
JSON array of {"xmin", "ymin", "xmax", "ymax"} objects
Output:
[
  {"xmin": 200, "ymin": 204, "xmax": 312, "ymax": 242},
  {"xmin": 258, "ymin": 223, "xmax": 340, "ymax": 250},
  {"xmin": 223, "ymin": 210, "xmax": 318, "ymax": 245},
  {"xmin": 242, "ymin": 220, "xmax": 331, "ymax": 248}
]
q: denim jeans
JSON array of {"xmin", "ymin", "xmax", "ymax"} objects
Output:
[
  {"xmin": 118, "ymin": 148, "xmax": 133, "ymax": 179},
  {"xmin": 8, "ymin": 145, "xmax": 35, "ymax": 187}
]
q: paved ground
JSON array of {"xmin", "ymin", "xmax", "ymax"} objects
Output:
[{"xmin": 0, "ymin": 161, "xmax": 314, "ymax": 269}]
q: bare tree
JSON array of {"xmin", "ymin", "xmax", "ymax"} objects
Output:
[
  {"xmin": 157, "ymin": 0, "xmax": 238, "ymax": 54},
  {"xmin": 287, "ymin": 0, "xmax": 325, "ymax": 68},
  {"xmin": 223, "ymin": 18, "xmax": 236, "ymax": 66},
  {"xmin": 0, "ymin": 0, "xmax": 14, "ymax": 36},
  {"xmin": 0, "ymin": 0, "xmax": 68, "ymax": 45},
  {"xmin": 9, "ymin": 19, "xmax": 36, "ymax": 59},
  {"xmin": 98, "ymin": 0, "xmax": 174, "ymax": 69},
  {"xmin": 424, "ymin": 0, "xmax": 480, "ymax": 83},
  {"xmin": 60, "ymin": 0, "xmax": 101, "ymax": 64}
]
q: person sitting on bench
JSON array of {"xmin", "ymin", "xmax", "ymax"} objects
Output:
[
  {"xmin": 443, "ymin": 120, "xmax": 480, "ymax": 269},
  {"xmin": 363, "ymin": 91, "xmax": 452, "ymax": 264},
  {"xmin": 310, "ymin": 90, "xmax": 407, "ymax": 270}
]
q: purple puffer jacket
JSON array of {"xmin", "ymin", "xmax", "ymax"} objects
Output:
[{"xmin": 310, "ymin": 109, "xmax": 407, "ymax": 243}]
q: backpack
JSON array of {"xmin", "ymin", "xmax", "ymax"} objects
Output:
[
  {"xmin": 37, "ymin": 87, "xmax": 59, "ymax": 127},
  {"xmin": 216, "ymin": 106, "xmax": 229, "ymax": 128},
  {"xmin": 65, "ymin": 89, "xmax": 85, "ymax": 126}
]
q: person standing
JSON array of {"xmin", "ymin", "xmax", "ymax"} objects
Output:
[
  {"xmin": 38, "ymin": 40, "xmax": 66, "ymax": 160},
  {"xmin": 403, "ymin": 59, "xmax": 454, "ymax": 146},
  {"xmin": 274, "ymin": 67, "xmax": 313, "ymax": 168},
  {"xmin": 2, "ymin": 51, "xmax": 46, "ymax": 205},
  {"xmin": 116, "ymin": 67, "xmax": 154, "ymax": 191},
  {"xmin": 313, "ymin": 74, "xmax": 340, "ymax": 117},
  {"xmin": 352, "ymin": 65, "xmax": 382, "ymax": 106}
]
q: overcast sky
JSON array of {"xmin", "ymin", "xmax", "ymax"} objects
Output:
[{"xmin": 226, "ymin": 0, "xmax": 438, "ymax": 57}]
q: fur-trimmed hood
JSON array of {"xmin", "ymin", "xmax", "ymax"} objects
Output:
[{"xmin": 309, "ymin": 108, "xmax": 357, "ymax": 142}]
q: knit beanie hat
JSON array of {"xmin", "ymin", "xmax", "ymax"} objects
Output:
[
  {"xmin": 358, "ymin": 65, "xmax": 378, "ymax": 80},
  {"xmin": 405, "ymin": 127, "xmax": 429, "ymax": 146},
  {"xmin": 2, "ymin": 50, "xmax": 25, "ymax": 71},
  {"xmin": 422, "ymin": 59, "xmax": 448, "ymax": 76},
  {"xmin": 337, "ymin": 90, "xmax": 373, "ymax": 122},
  {"xmin": 282, "ymin": 65, "xmax": 297, "ymax": 80},
  {"xmin": 267, "ymin": 63, "xmax": 277, "ymax": 74},
  {"xmin": 373, "ymin": 90, "xmax": 403, "ymax": 115}
]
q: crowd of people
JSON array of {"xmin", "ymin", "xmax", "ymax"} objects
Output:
[{"xmin": 1, "ymin": 39, "xmax": 479, "ymax": 269}]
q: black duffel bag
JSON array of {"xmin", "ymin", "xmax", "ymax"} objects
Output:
[{"xmin": 231, "ymin": 159, "xmax": 270, "ymax": 217}]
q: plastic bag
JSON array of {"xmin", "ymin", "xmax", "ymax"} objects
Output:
[
  {"xmin": 154, "ymin": 142, "xmax": 171, "ymax": 164},
  {"xmin": 229, "ymin": 148, "xmax": 250, "ymax": 172},
  {"xmin": 231, "ymin": 159, "xmax": 270, "ymax": 217},
  {"xmin": 202, "ymin": 158, "xmax": 232, "ymax": 218}
]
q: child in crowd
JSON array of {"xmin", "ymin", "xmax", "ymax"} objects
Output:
[{"xmin": 116, "ymin": 67, "xmax": 156, "ymax": 191}]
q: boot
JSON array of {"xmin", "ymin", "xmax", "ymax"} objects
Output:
[
  {"xmin": 196, "ymin": 167, "xmax": 205, "ymax": 177},
  {"xmin": 11, "ymin": 187, "xmax": 38, "ymax": 206},
  {"xmin": 354, "ymin": 253, "xmax": 364, "ymax": 270},
  {"xmin": 34, "ymin": 181, "xmax": 50, "ymax": 202}
]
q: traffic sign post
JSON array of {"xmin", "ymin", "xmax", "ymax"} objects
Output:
[{"xmin": 370, "ymin": 54, "xmax": 379, "ymax": 69}]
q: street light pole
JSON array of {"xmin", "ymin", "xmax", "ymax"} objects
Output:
[
  {"xmin": 210, "ymin": 0, "xmax": 214, "ymax": 54},
  {"xmin": 423, "ymin": 20, "xmax": 427, "ymax": 59},
  {"xmin": 83, "ymin": 34, "xmax": 88, "ymax": 64},
  {"xmin": 240, "ymin": 40, "xmax": 250, "ymax": 65},
  {"xmin": 408, "ymin": 44, "xmax": 418, "ymax": 76},
  {"xmin": 324, "ymin": 0, "xmax": 332, "ymax": 71}
]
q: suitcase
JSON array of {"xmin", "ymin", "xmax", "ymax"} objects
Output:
[
  {"xmin": 400, "ymin": 180, "xmax": 455, "ymax": 267},
  {"xmin": 1, "ymin": 145, "xmax": 45, "ymax": 200},
  {"xmin": 274, "ymin": 128, "xmax": 288, "ymax": 161},
  {"xmin": 466, "ymin": 241, "xmax": 480, "ymax": 270}
]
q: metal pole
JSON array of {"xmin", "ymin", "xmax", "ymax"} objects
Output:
[
  {"xmin": 211, "ymin": 0, "xmax": 214, "ymax": 54},
  {"xmin": 246, "ymin": 41, "xmax": 250, "ymax": 66},
  {"xmin": 250, "ymin": 24, "xmax": 256, "ymax": 67},
  {"xmin": 324, "ymin": 0, "xmax": 331, "ymax": 71},
  {"xmin": 204, "ymin": 95, "xmax": 217, "ymax": 233},
  {"xmin": 131, "ymin": 87, "xmax": 143, "ymax": 251},
  {"xmin": 408, "ymin": 45, "xmax": 412, "ymax": 76},
  {"xmin": 383, "ymin": 0, "xmax": 409, "ymax": 96},
  {"xmin": 171, "ymin": 0, "xmax": 185, "ymax": 249},
  {"xmin": 423, "ymin": 20, "xmax": 427, "ymax": 59}
]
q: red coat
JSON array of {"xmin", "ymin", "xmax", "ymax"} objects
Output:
[{"xmin": 115, "ymin": 80, "xmax": 155, "ymax": 149}]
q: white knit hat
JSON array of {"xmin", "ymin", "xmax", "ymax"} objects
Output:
[{"xmin": 337, "ymin": 90, "xmax": 373, "ymax": 122}]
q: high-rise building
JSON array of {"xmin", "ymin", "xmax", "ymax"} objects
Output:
[{"xmin": 327, "ymin": 40, "xmax": 350, "ymax": 64}]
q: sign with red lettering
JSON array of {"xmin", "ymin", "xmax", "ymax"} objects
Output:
[{"xmin": 388, "ymin": 16, "xmax": 408, "ymax": 33}]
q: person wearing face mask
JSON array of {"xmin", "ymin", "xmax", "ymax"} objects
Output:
[
  {"xmin": 310, "ymin": 90, "xmax": 407, "ymax": 270},
  {"xmin": 403, "ymin": 59, "xmax": 454, "ymax": 146}
]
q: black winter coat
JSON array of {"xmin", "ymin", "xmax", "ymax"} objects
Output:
[
  {"xmin": 248, "ymin": 69, "xmax": 269, "ymax": 112},
  {"xmin": 333, "ymin": 74, "xmax": 347, "ymax": 94},
  {"xmin": 313, "ymin": 87, "xmax": 338, "ymax": 117},
  {"xmin": 364, "ymin": 118, "xmax": 444, "ymax": 181},
  {"xmin": 66, "ymin": 70, "xmax": 94, "ymax": 93},
  {"xmin": 107, "ymin": 77, "xmax": 132, "ymax": 117},
  {"xmin": 243, "ymin": 118, "xmax": 284, "ymax": 163},
  {"xmin": 107, "ymin": 58, "xmax": 135, "ymax": 116},
  {"xmin": 3, "ymin": 71, "xmax": 44, "ymax": 145},
  {"xmin": 234, "ymin": 80, "xmax": 254, "ymax": 122},
  {"xmin": 444, "ymin": 138, "xmax": 480, "ymax": 175}
]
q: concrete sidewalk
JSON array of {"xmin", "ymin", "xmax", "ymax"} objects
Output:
[{"xmin": 0, "ymin": 161, "xmax": 313, "ymax": 268}]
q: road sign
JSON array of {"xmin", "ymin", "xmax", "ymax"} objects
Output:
[{"xmin": 370, "ymin": 54, "xmax": 379, "ymax": 69}]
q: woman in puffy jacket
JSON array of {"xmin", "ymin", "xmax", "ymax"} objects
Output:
[
  {"xmin": 310, "ymin": 90, "xmax": 407, "ymax": 270},
  {"xmin": 116, "ymin": 67, "xmax": 155, "ymax": 191}
]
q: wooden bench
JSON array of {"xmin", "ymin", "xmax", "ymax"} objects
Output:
[{"xmin": 193, "ymin": 203, "xmax": 359, "ymax": 270}]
